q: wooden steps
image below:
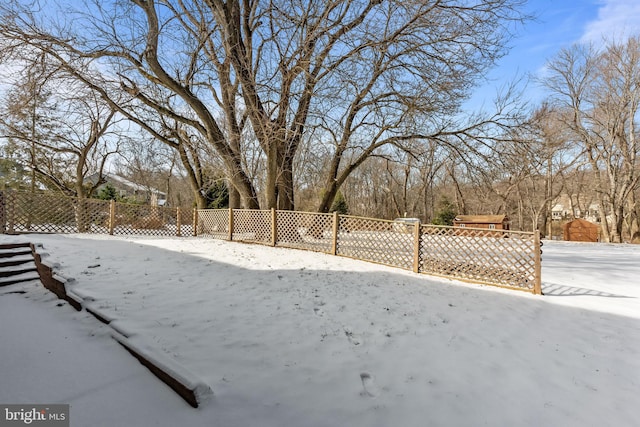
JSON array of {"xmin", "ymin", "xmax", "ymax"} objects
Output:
[{"xmin": 0, "ymin": 243, "xmax": 39, "ymax": 287}]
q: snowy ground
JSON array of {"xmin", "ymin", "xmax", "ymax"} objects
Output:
[{"xmin": 1, "ymin": 234, "xmax": 639, "ymax": 427}]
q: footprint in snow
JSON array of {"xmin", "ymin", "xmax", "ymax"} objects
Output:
[
  {"xmin": 360, "ymin": 372, "xmax": 379, "ymax": 398},
  {"xmin": 344, "ymin": 327, "xmax": 362, "ymax": 346}
]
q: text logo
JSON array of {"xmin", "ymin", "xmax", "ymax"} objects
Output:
[{"xmin": 1, "ymin": 405, "xmax": 69, "ymax": 427}]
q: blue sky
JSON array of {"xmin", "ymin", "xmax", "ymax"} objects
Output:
[
  {"xmin": 469, "ymin": 0, "xmax": 640, "ymax": 108},
  {"xmin": 2, "ymin": 0, "xmax": 638, "ymax": 112}
]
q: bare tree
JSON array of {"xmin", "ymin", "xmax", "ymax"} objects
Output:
[
  {"xmin": 544, "ymin": 36, "xmax": 640, "ymax": 242},
  {"xmin": 504, "ymin": 104, "xmax": 577, "ymax": 233},
  {"xmin": 1, "ymin": 0, "xmax": 528, "ymax": 212},
  {"xmin": 0, "ymin": 57, "xmax": 120, "ymax": 199}
]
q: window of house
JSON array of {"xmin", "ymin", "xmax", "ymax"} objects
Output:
[{"xmin": 489, "ymin": 224, "xmax": 496, "ymax": 229}]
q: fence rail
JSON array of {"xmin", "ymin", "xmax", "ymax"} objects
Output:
[{"xmin": 0, "ymin": 191, "xmax": 541, "ymax": 294}]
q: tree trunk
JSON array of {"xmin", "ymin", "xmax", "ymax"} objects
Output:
[
  {"xmin": 277, "ymin": 158, "xmax": 295, "ymax": 211},
  {"xmin": 223, "ymin": 157, "xmax": 260, "ymax": 209},
  {"xmin": 265, "ymin": 144, "xmax": 296, "ymax": 211},
  {"xmin": 265, "ymin": 142, "xmax": 278, "ymax": 209},
  {"xmin": 611, "ymin": 205, "xmax": 624, "ymax": 243},
  {"xmin": 628, "ymin": 192, "xmax": 640, "ymax": 242},
  {"xmin": 228, "ymin": 183, "xmax": 241, "ymax": 209},
  {"xmin": 597, "ymin": 196, "xmax": 612, "ymax": 243},
  {"xmin": 194, "ymin": 191, "xmax": 207, "ymax": 210},
  {"xmin": 318, "ymin": 179, "xmax": 339, "ymax": 214}
]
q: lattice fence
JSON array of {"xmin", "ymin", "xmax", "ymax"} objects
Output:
[
  {"xmin": 197, "ymin": 208, "xmax": 542, "ymax": 293},
  {"xmin": 275, "ymin": 211, "xmax": 334, "ymax": 253},
  {"xmin": 1, "ymin": 191, "xmax": 111, "ymax": 234},
  {"xmin": 0, "ymin": 191, "xmax": 541, "ymax": 293},
  {"xmin": 1, "ymin": 190, "xmax": 191, "ymax": 237},
  {"xmin": 420, "ymin": 226, "xmax": 538, "ymax": 291},
  {"xmin": 177, "ymin": 207, "xmax": 195, "ymax": 237},
  {"xmin": 113, "ymin": 203, "xmax": 181, "ymax": 236},
  {"xmin": 232, "ymin": 209, "xmax": 272, "ymax": 244},
  {"xmin": 198, "ymin": 209, "xmax": 229, "ymax": 239},
  {"xmin": 337, "ymin": 215, "xmax": 415, "ymax": 270}
]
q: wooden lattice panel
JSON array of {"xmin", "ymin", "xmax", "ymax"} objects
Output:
[
  {"xmin": 276, "ymin": 211, "xmax": 333, "ymax": 253},
  {"xmin": 420, "ymin": 225, "xmax": 536, "ymax": 290},
  {"xmin": 4, "ymin": 192, "xmax": 111, "ymax": 234},
  {"xmin": 337, "ymin": 216, "xmax": 414, "ymax": 270},
  {"xmin": 232, "ymin": 209, "xmax": 272, "ymax": 244},
  {"xmin": 80, "ymin": 199, "xmax": 112, "ymax": 233},
  {"xmin": 197, "ymin": 209, "xmax": 228, "ymax": 239},
  {"xmin": 1, "ymin": 191, "xmax": 540, "ymax": 293},
  {"xmin": 114, "ymin": 203, "xmax": 177, "ymax": 236}
]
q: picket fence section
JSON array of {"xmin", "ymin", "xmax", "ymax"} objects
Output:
[{"xmin": 0, "ymin": 191, "xmax": 541, "ymax": 293}]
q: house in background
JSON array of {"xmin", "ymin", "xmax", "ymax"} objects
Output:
[
  {"xmin": 453, "ymin": 215, "xmax": 510, "ymax": 231},
  {"xmin": 551, "ymin": 193, "xmax": 600, "ymax": 223},
  {"xmin": 85, "ymin": 173, "xmax": 167, "ymax": 206}
]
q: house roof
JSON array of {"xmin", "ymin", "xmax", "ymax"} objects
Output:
[
  {"xmin": 103, "ymin": 173, "xmax": 150, "ymax": 193},
  {"xmin": 85, "ymin": 173, "xmax": 166, "ymax": 196},
  {"xmin": 454, "ymin": 215, "xmax": 507, "ymax": 224}
]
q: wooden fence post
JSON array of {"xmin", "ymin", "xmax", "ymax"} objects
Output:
[
  {"xmin": 228, "ymin": 208, "xmax": 234, "ymax": 241},
  {"xmin": 7, "ymin": 191, "xmax": 15, "ymax": 234},
  {"xmin": 331, "ymin": 211, "xmax": 339, "ymax": 255},
  {"xmin": 413, "ymin": 221, "xmax": 421, "ymax": 273},
  {"xmin": 0, "ymin": 191, "xmax": 5, "ymax": 234},
  {"xmin": 108, "ymin": 200, "xmax": 116, "ymax": 235},
  {"xmin": 534, "ymin": 230, "xmax": 542, "ymax": 295},
  {"xmin": 271, "ymin": 208, "xmax": 277, "ymax": 246},
  {"xmin": 176, "ymin": 207, "xmax": 182, "ymax": 237},
  {"xmin": 192, "ymin": 208, "xmax": 198, "ymax": 237}
]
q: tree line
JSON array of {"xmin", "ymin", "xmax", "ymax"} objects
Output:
[{"xmin": 0, "ymin": 1, "xmax": 638, "ymax": 242}]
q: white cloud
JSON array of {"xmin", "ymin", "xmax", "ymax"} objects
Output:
[{"xmin": 580, "ymin": 0, "xmax": 640, "ymax": 44}]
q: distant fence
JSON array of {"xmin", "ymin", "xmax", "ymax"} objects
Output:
[
  {"xmin": 197, "ymin": 209, "xmax": 542, "ymax": 294},
  {"xmin": 0, "ymin": 190, "xmax": 195, "ymax": 237},
  {"xmin": 0, "ymin": 191, "xmax": 542, "ymax": 294}
]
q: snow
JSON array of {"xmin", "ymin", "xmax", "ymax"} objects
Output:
[{"xmin": 1, "ymin": 233, "xmax": 639, "ymax": 426}]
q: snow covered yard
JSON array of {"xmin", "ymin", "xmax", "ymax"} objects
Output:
[{"xmin": 1, "ymin": 234, "xmax": 639, "ymax": 426}]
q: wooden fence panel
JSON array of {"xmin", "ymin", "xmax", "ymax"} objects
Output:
[
  {"xmin": 112, "ymin": 203, "xmax": 179, "ymax": 236},
  {"xmin": 0, "ymin": 191, "xmax": 541, "ymax": 293},
  {"xmin": 420, "ymin": 225, "xmax": 537, "ymax": 291},
  {"xmin": 336, "ymin": 215, "xmax": 415, "ymax": 270},
  {"xmin": 275, "ymin": 211, "xmax": 333, "ymax": 253},
  {"xmin": 231, "ymin": 209, "xmax": 272, "ymax": 244},
  {"xmin": 0, "ymin": 191, "xmax": 5, "ymax": 234},
  {"xmin": 197, "ymin": 209, "xmax": 229, "ymax": 239},
  {"xmin": 2, "ymin": 191, "xmax": 111, "ymax": 234}
]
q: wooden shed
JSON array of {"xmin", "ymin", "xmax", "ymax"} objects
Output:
[
  {"xmin": 563, "ymin": 219, "xmax": 599, "ymax": 242},
  {"xmin": 453, "ymin": 215, "xmax": 510, "ymax": 231}
]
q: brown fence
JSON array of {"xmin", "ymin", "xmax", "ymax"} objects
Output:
[
  {"xmin": 0, "ymin": 190, "xmax": 194, "ymax": 237},
  {"xmin": 0, "ymin": 191, "xmax": 541, "ymax": 294},
  {"xmin": 198, "ymin": 209, "xmax": 542, "ymax": 294}
]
